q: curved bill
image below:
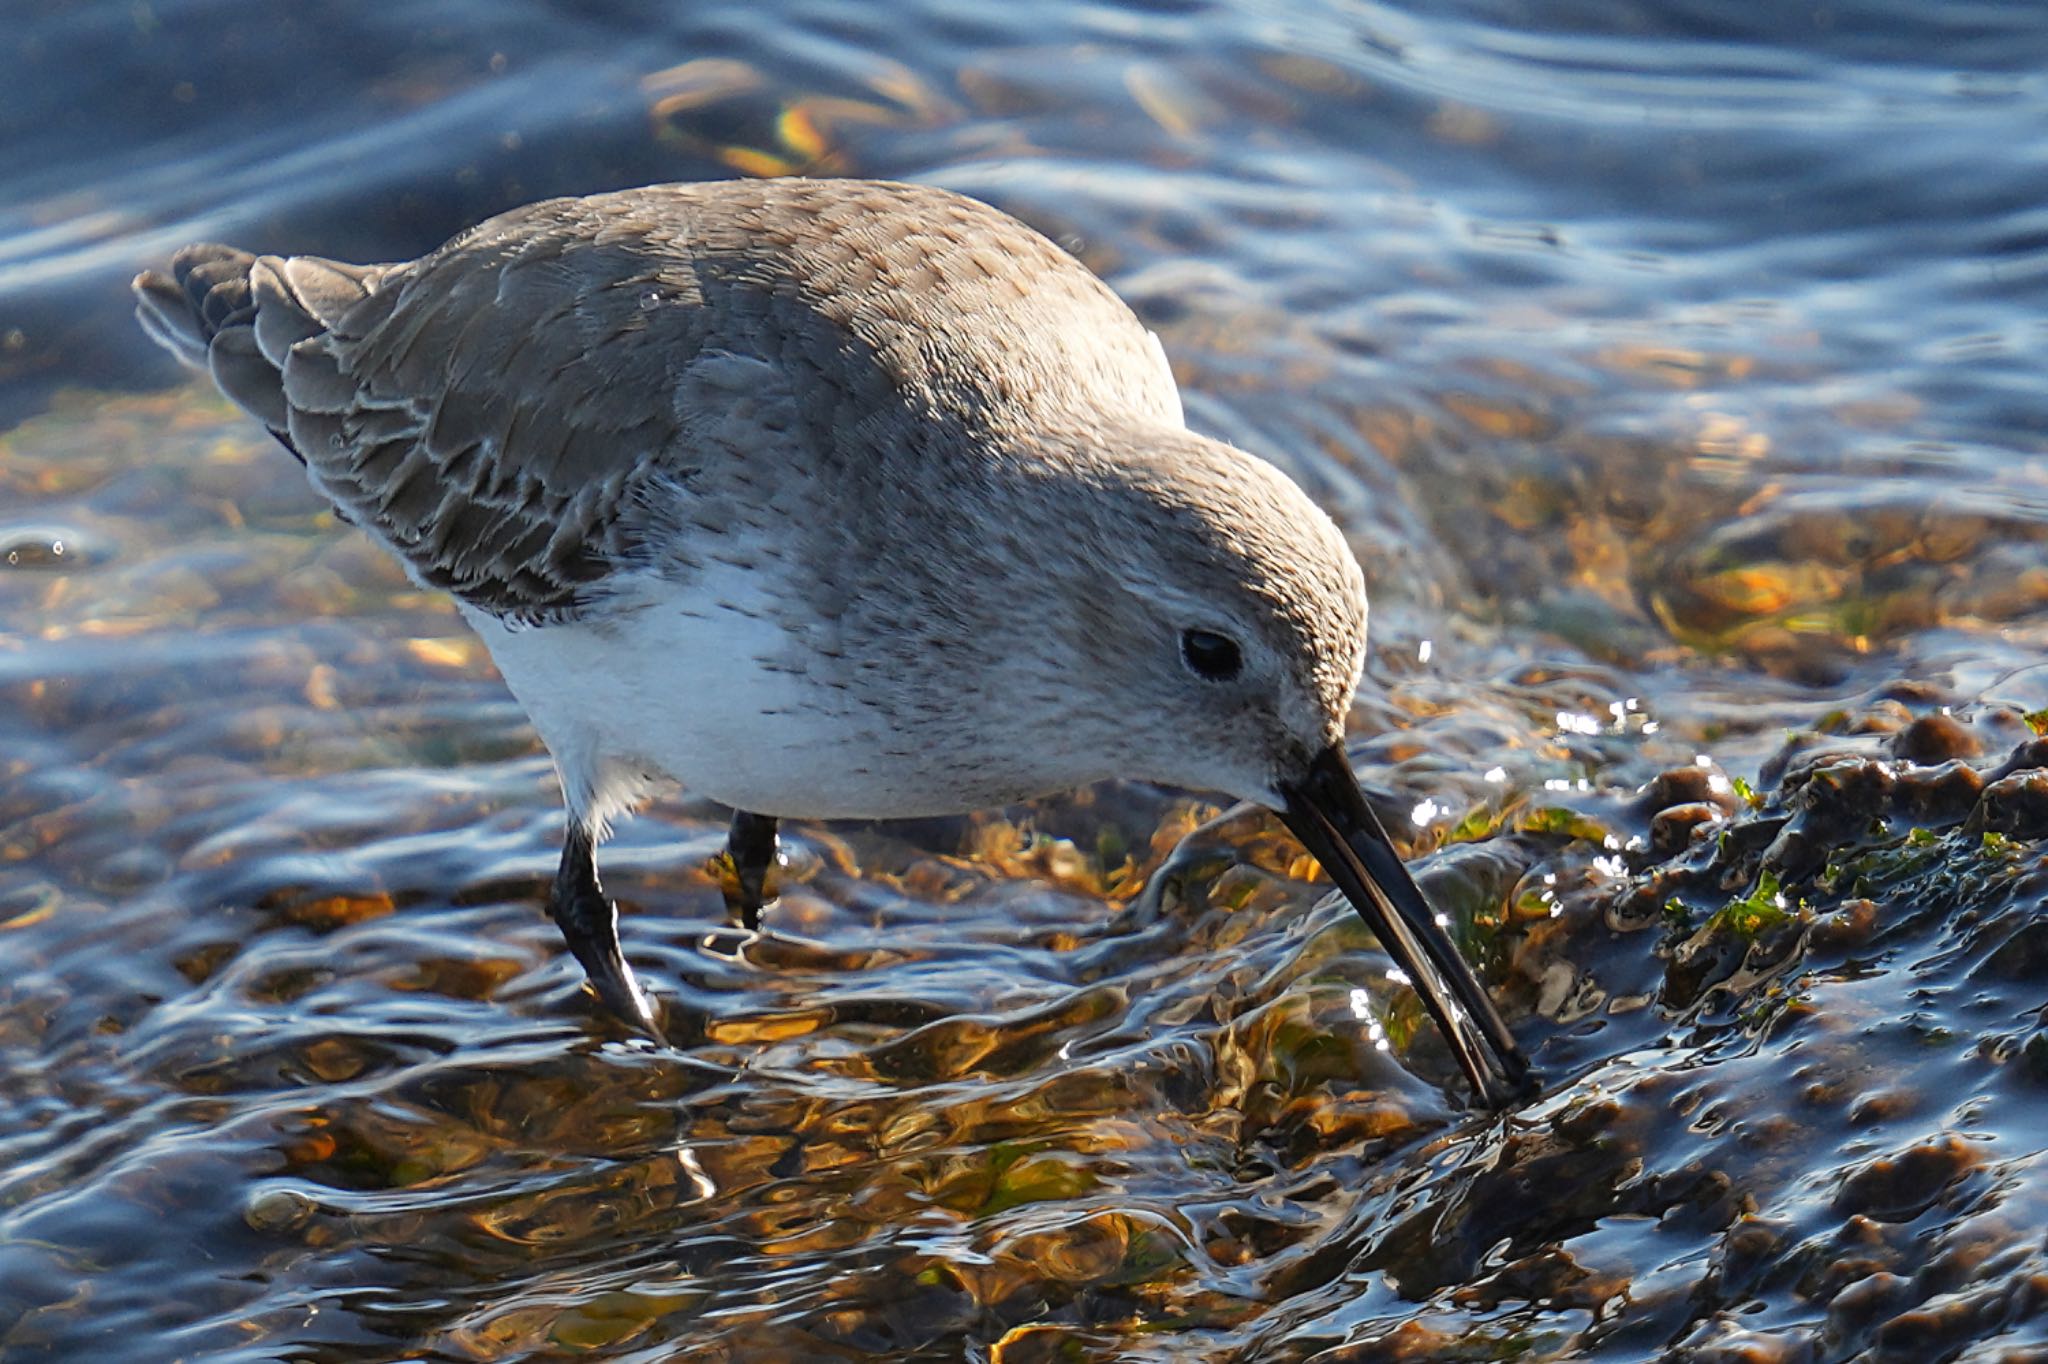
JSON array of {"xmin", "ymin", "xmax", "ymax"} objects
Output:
[{"xmin": 1278, "ymin": 744, "xmax": 1532, "ymax": 1108}]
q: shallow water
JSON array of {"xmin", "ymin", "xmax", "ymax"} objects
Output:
[{"xmin": 5, "ymin": 2, "xmax": 2048, "ymax": 1360}]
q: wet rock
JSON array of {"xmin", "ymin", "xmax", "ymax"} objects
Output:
[
  {"xmin": 1304, "ymin": 1319, "xmax": 1463, "ymax": 1362},
  {"xmin": 1808, "ymin": 897, "xmax": 1879, "ymax": 953},
  {"xmin": 1607, "ymin": 867, "xmax": 1687, "ymax": 927},
  {"xmin": 1968, "ymin": 918, "xmax": 2048, "ymax": 983},
  {"xmin": 1833, "ymin": 1135, "xmax": 1988, "ymax": 1222},
  {"xmin": 1851, "ymin": 698, "xmax": 1915, "ymax": 736},
  {"xmin": 988, "ymin": 1324, "xmax": 1124, "ymax": 1363},
  {"xmin": 2017, "ymin": 1029, "xmax": 2048, "ymax": 1085},
  {"xmin": 1891, "ymin": 759, "xmax": 1985, "ymax": 824},
  {"xmin": 1780, "ymin": 756, "xmax": 1896, "ymax": 817},
  {"xmin": 1553, "ymin": 1093, "xmax": 1624, "ymax": 1143},
  {"xmin": 1638, "ymin": 765, "xmax": 1742, "ymax": 817},
  {"xmin": 1846, "ymin": 1089, "xmax": 1919, "ymax": 1126},
  {"xmin": 1970, "ymin": 705, "xmax": 2041, "ymax": 751},
  {"xmin": 1822, "ymin": 1270, "xmax": 1915, "ymax": 1353},
  {"xmin": 1650, "ymin": 801, "xmax": 1724, "ymax": 856},
  {"xmin": 1873, "ymin": 1293, "xmax": 2010, "ymax": 1363},
  {"xmin": 1889, "ymin": 712, "xmax": 1980, "ymax": 763},
  {"xmin": 1449, "ymin": 1246, "xmax": 1627, "ymax": 1313},
  {"xmin": 1873, "ymin": 680, "xmax": 1955, "ymax": 708},
  {"xmin": 1711, "ymin": 1215, "xmax": 1794, "ymax": 1302},
  {"xmin": 1759, "ymin": 730, "xmax": 1856, "ymax": 790},
  {"xmin": 1763, "ymin": 758, "xmax": 1896, "ymax": 881},
  {"xmin": 1672, "ymin": 1317, "xmax": 1816, "ymax": 1363},
  {"xmin": 1988, "ymin": 737, "xmax": 2048, "ymax": 781},
  {"xmin": 1798, "ymin": 1215, "xmax": 1912, "ymax": 1304},
  {"xmin": 243, "ymin": 1186, "xmax": 317, "ymax": 1234},
  {"xmin": 1654, "ymin": 838, "xmax": 1819, "ymax": 1006},
  {"xmin": 1967, "ymin": 769, "xmax": 2048, "ymax": 840}
]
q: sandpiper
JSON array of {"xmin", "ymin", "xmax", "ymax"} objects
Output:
[{"xmin": 134, "ymin": 178, "xmax": 1531, "ymax": 1105}]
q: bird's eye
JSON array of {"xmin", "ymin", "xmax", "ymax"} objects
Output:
[{"xmin": 1180, "ymin": 628, "xmax": 1243, "ymax": 681}]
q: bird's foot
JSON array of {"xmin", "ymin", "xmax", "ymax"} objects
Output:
[
  {"xmin": 714, "ymin": 809, "xmax": 781, "ymax": 932},
  {"xmin": 552, "ymin": 823, "xmax": 666, "ymax": 1043}
]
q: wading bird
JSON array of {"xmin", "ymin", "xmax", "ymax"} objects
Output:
[{"xmin": 135, "ymin": 178, "xmax": 1530, "ymax": 1105}]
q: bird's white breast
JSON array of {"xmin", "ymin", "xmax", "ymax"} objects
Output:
[{"xmin": 463, "ymin": 560, "xmax": 900, "ymax": 827}]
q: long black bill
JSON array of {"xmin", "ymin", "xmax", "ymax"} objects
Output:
[{"xmin": 1278, "ymin": 744, "xmax": 1532, "ymax": 1108}]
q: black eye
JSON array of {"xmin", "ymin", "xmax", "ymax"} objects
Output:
[{"xmin": 1180, "ymin": 628, "xmax": 1243, "ymax": 681}]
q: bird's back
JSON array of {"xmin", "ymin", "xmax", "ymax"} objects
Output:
[{"xmin": 134, "ymin": 179, "xmax": 1184, "ymax": 622}]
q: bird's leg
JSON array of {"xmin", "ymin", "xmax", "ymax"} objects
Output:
[
  {"xmin": 549, "ymin": 820, "xmax": 665, "ymax": 1041},
  {"xmin": 723, "ymin": 809, "xmax": 780, "ymax": 931}
]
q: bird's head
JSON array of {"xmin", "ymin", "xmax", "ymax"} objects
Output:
[{"xmin": 1024, "ymin": 426, "xmax": 1367, "ymax": 804}]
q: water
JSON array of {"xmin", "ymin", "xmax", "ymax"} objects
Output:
[{"xmin": 5, "ymin": 2, "xmax": 2048, "ymax": 1360}]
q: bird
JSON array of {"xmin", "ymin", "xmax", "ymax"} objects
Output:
[{"xmin": 133, "ymin": 177, "xmax": 1531, "ymax": 1106}]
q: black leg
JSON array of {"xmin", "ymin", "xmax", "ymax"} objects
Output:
[
  {"xmin": 549, "ymin": 821, "xmax": 665, "ymax": 1041},
  {"xmin": 724, "ymin": 809, "xmax": 780, "ymax": 931}
]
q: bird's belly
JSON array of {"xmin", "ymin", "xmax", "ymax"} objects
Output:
[{"xmin": 460, "ymin": 579, "xmax": 1007, "ymax": 823}]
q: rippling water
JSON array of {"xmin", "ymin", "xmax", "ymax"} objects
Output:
[{"xmin": 5, "ymin": 2, "xmax": 2048, "ymax": 1360}]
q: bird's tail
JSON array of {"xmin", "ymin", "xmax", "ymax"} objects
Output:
[{"xmin": 132, "ymin": 245, "xmax": 385, "ymax": 452}]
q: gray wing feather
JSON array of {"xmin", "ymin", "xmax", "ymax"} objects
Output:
[
  {"xmin": 134, "ymin": 179, "xmax": 1184, "ymax": 623},
  {"xmin": 282, "ymin": 224, "xmax": 685, "ymax": 617}
]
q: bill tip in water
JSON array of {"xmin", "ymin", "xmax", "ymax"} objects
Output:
[{"xmin": 1277, "ymin": 743, "xmax": 1533, "ymax": 1109}]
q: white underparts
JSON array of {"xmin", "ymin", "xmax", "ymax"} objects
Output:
[{"xmin": 464, "ymin": 560, "xmax": 970, "ymax": 831}]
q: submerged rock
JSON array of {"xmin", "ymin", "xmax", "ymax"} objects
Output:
[{"xmin": 1263, "ymin": 686, "xmax": 2048, "ymax": 1362}]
